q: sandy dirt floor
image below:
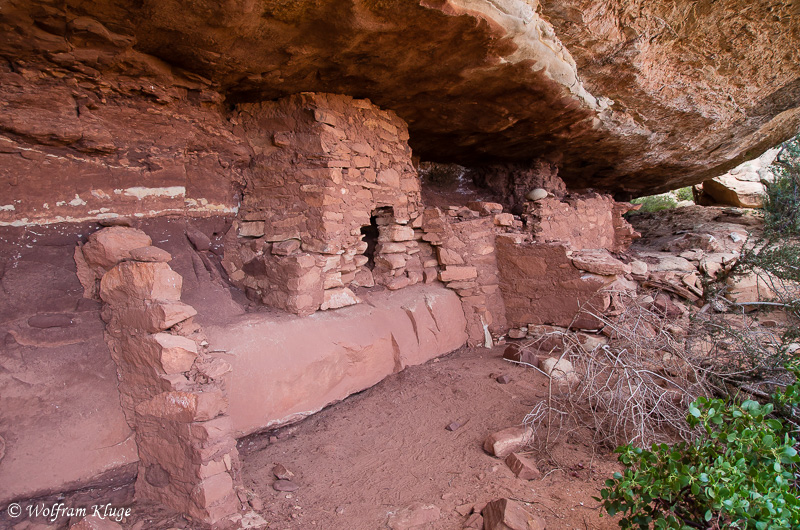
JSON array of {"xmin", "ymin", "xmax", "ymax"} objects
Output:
[
  {"xmin": 240, "ymin": 343, "xmax": 622, "ymax": 530},
  {"xmin": 127, "ymin": 344, "xmax": 622, "ymax": 529}
]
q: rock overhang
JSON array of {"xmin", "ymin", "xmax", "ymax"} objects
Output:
[{"xmin": 2, "ymin": 0, "xmax": 799, "ymax": 194}]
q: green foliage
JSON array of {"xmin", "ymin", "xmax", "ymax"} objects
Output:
[
  {"xmin": 597, "ymin": 369, "xmax": 800, "ymax": 529},
  {"xmin": 733, "ymin": 226, "xmax": 800, "ymax": 320},
  {"xmin": 630, "ymin": 187, "xmax": 694, "ymax": 214},
  {"xmin": 739, "ymin": 242, "xmax": 800, "ymax": 285},
  {"xmin": 764, "ymin": 135, "xmax": 800, "ymax": 237},
  {"xmin": 675, "ymin": 187, "xmax": 694, "ymax": 202},
  {"xmin": 631, "ymin": 193, "xmax": 678, "ymax": 213}
]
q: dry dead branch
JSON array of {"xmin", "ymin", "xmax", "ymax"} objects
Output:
[{"xmin": 519, "ymin": 292, "xmax": 710, "ymax": 449}]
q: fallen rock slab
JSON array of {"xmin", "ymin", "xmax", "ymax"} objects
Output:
[
  {"xmin": 186, "ymin": 226, "xmax": 212, "ymax": 251},
  {"xmin": 635, "ymin": 251, "xmax": 697, "ymax": 273},
  {"xmin": 484, "ymin": 426, "xmax": 534, "ymax": 458},
  {"xmin": 483, "ymin": 498, "xmax": 545, "ymax": 530},
  {"xmin": 570, "ymin": 249, "xmax": 631, "ymax": 276}
]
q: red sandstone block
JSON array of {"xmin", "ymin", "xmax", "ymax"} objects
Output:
[
  {"xmin": 272, "ymin": 239, "xmax": 300, "ymax": 255},
  {"xmin": 423, "ymin": 267, "xmax": 438, "ymax": 284},
  {"xmin": 320, "ymin": 287, "xmax": 360, "ymax": 310},
  {"xmin": 134, "ymin": 389, "xmax": 227, "ymax": 423},
  {"xmin": 238, "ymin": 221, "xmax": 265, "ymax": 237},
  {"xmin": 353, "ymin": 156, "xmax": 371, "ymax": 168},
  {"xmin": 81, "ymin": 226, "xmax": 152, "ymax": 271},
  {"xmin": 386, "ymin": 275, "xmax": 411, "ymax": 290},
  {"xmin": 483, "ymin": 426, "xmax": 534, "ymax": 458},
  {"xmin": 494, "ymin": 213, "xmax": 514, "ymax": 227},
  {"xmin": 375, "ymin": 253, "xmax": 406, "ymax": 270},
  {"xmin": 148, "ymin": 301, "xmax": 198, "ymax": 331},
  {"xmin": 467, "ymin": 201, "xmax": 503, "ymax": 215},
  {"xmin": 153, "ymin": 333, "xmax": 198, "ymax": 374},
  {"xmin": 483, "ymin": 498, "xmax": 544, "ymax": 530},
  {"xmin": 436, "ymin": 247, "xmax": 464, "ymax": 265},
  {"xmin": 377, "ymin": 241, "xmax": 407, "ymax": 253},
  {"xmin": 505, "ymin": 453, "xmax": 541, "ymax": 480},
  {"xmin": 191, "ymin": 472, "xmax": 234, "ymax": 509},
  {"xmin": 438, "ymin": 266, "xmax": 477, "ymax": 282},
  {"xmin": 100, "ymin": 261, "xmax": 182, "ymax": 306}
]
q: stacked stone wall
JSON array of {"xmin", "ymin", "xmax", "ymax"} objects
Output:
[
  {"xmin": 221, "ymin": 93, "xmax": 427, "ymax": 315},
  {"xmin": 523, "ymin": 194, "xmax": 639, "ymax": 252},
  {"xmin": 420, "ymin": 203, "xmax": 510, "ymax": 345},
  {"xmin": 76, "ymin": 227, "xmax": 240, "ymax": 526}
]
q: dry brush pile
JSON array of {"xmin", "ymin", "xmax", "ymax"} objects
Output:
[{"xmin": 519, "ymin": 280, "xmax": 799, "ymax": 451}]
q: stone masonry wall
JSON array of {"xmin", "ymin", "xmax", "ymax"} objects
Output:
[
  {"xmin": 497, "ymin": 234, "xmax": 609, "ymax": 330},
  {"xmin": 420, "ymin": 203, "xmax": 510, "ymax": 345},
  {"xmin": 524, "ymin": 194, "xmax": 640, "ymax": 252},
  {"xmin": 76, "ymin": 227, "xmax": 240, "ymax": 526},
  {"xmin": 469, "ymin": 162, "xmax": 566, "ymax": 215},
  {"xmin": 221, "ymin": 93, "xmax": 426, "ymax": 316}
]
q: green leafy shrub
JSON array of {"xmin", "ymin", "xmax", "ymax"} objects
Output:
[
  {"xmin": 732, "ymin": 226, "xmax": 800, "ymax": 320},
  {"xmin": 597, "ymin": 370, "xmax": 800, "ymax": 529},
  {"xmin": 674, "ymin": 187, "xmax": 694, "ymax": 202},
  {"xmin": 630, "ymin": 193, "xmax": 678, "ymax": 213},
  {"xmin": 764, "ymin": 135, "xmax": 800, "ymax": 237}
]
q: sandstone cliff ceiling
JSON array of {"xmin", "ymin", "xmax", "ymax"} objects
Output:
[{"xmin": 1, "ymin": 0, "xmax": 799, "ymax": 194}]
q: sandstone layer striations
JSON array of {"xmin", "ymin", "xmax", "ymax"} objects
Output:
[{"xmin": 1, "ymin": 0, "xmax": 799, "ymax": 202}]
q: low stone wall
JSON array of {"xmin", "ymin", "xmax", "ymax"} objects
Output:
[
  {"xmin": 420, "ymin": 205, "xmax": 508, "ymax": 345},
  {"xmin": 496, "ymin": 235, "xmax": 609, "ymax": 329}
]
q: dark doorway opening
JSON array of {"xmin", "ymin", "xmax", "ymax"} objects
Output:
[{"xmin": 360, "ymin": 216, "xmax": 379, "ymax": 270}]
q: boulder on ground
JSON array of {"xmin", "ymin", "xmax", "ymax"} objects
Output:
[
  {"xmin": 700, "ymin": 176, "xmax": 765, "ymax": 208},
  {"xmin": 505, "ymin": 452, "xmax": 541, "ymax": 480}
]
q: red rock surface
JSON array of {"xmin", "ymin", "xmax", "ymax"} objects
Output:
[
  {"xmin": 205, "ymin": 284, "xmax": 468, "ymax": 437},
  {"xmin": 0, "ymin": 0, "xmax": 797, "ymax": 219}
]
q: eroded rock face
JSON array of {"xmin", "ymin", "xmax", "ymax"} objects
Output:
[{"xmin": 1, "ymin": 0, "xmax": 798, "ymax": 204}]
